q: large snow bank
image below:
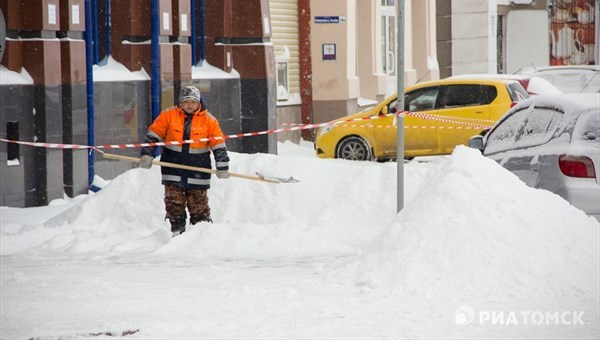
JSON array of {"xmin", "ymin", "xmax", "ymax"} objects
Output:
[
  {"xmin": 352, "ymin": 146, "xmax": 598, "ymax": 303},
  {"xmin": 1, "ymin": 151, "xmax": 434, "ymax": 259},
  {"xmin": 2, "ymin": 143, "xmax": 598, "ymax": 338}
]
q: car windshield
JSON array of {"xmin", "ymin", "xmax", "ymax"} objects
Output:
[{"xmin": 533, "ymin": 69, "xmax": 600, "ymax": 93}]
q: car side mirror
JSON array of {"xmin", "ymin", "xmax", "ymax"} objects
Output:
[{"xmin": 467, "ymin": 135, "xmax": 484, "ymax": 152}]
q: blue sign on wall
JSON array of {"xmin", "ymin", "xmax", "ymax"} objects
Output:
[{"xmin": 314, "ymin": 16, "xmax": 346, "ymax": 24}]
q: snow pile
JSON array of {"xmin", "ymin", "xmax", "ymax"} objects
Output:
[
  {"xmin": 1, "ymin": 150, "xmax": 434, "ymax": 259},
  {"xmin": 2, "ymin": 143, "xmax": 598, "ymax": 338},
  {"xmin": 353, "ymin": 146, "xmax": 599, "ymax": 302}
]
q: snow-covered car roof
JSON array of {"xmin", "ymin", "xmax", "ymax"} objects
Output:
[
  {"xmin": 512, "ymin": 93, "xmax": 600, "ymax": 113},
  {"xmin": 513, "ymin": 66, "xmax": 600, "ymax": 93},
  {"xmin": 515, "ymin": 65, "xmax": 600, "ymax": 74},
  {"xmin": 448, "ymin": 74, "xmax": 561, "ymax": 95}
]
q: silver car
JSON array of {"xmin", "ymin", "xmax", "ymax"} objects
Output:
[
  {"xmin": 515, "ymin": 65, "xmax": 600, "ymax": 93},
  {"xmin": 468, "ymin": 93, "xmax": 600, "ymax": 221}
]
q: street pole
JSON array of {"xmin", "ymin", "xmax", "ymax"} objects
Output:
[{"xmin": 396, "ymin": 0, "xmax": 405, "ymax": 212}]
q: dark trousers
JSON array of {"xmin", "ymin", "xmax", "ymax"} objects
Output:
[{"xmin": 164, "ymin": 184, "xmax": 211, "ymax": 222}]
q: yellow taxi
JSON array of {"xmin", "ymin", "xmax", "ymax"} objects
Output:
[{"xmin": 315, "ymin": 78, "xmax": 529, "ymax": 160}]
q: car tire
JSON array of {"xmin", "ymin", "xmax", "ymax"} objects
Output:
[{"xmin": 336, "ymin": 136, "xmax": 373, "ymax": 161}]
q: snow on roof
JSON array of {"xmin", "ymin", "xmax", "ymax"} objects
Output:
[
  {"xmin": 192, "ymin": 61, "xmax": 240, "ymax": 79},
  {"xmin": 92, "ymin": 56, "xmax": 150, "ymax": 82},
  {"xmin": 0, "ymin": 65, "xmax": 34, "ymax": 85}
]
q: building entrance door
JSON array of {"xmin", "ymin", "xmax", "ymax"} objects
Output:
[{"xmin": 382, "ymin": 0, "xmax": 397, "ymax": 96}]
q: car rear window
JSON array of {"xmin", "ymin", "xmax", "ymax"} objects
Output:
[
  {"xmin": 573, "ymin": 110, "xmax": 600, "ymax": 145},
  {"xmin": 507, "ymin": 83, "xmax": 529, "ymax": 102}
]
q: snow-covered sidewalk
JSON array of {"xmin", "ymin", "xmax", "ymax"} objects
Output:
[{"xmin": 1, "ymin": 143, "xmax": 598, "ymax": 339}]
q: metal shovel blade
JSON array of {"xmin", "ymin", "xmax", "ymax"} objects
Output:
[{"xmin": 256, "ymin": 172, "xmax": 301, "ymax": 184}]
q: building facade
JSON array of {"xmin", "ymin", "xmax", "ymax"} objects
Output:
[
  {"xmin": 0, "ymin": 0, "xmax": 276, "ymax": 207},
  {"xmin": 437, "ymin": 0, "xmax": 597, "ymax": 77}
]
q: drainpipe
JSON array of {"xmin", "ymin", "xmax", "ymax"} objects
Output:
[
  {"xmin": 84, "ymin": 0, "xmax": 96, "ymax": 189},
  {"xmin": 92, "ymin": 0, "xmax": 99, "ymax": 63},
  {"xmin": 200, "ymin": 0, "xmax": 205, "ymax": 62},
  {"xmin": 396, "ymin": 0, "xmax": 405, "ymax": 212},
  {"xmin": 151, "ymin": 0, "xmax": 160, "ymax": 121},
  {"xmin": 105, "ymin": 0, "xmax": 111, "ymax": 57},
  {"xmin": 190, "ymin": 0, "xmax": 196, "ymax": 65}
]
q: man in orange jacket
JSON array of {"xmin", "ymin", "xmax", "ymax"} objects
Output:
[{"xmin": 139, "ymin": 86, "xmax": 230, "ymax": 236}]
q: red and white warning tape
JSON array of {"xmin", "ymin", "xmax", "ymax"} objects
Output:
[
  {"xmin": 0, "ymin": 109, "xmax": 493, "ymax": 150},
  {"xmin": 0, "ymin": 139, "xmax": 95, "ymax": 150},
  {"xmin": 403, "ymin": 111, "xmax": 492, "ymax": 129}
]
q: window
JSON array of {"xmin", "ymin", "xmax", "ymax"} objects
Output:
[
  {"xmin": 481, "ymin": 85, "xmax": 499, "ymax": 103},
  {"xmin": 574, "ymin": 110, "xmax": 600, "ymax": 145},
  {"xmin": 484, "ymin": 107, "xmax": 532, "ymax": 154},
  {"xmin": 507, "ymin": 83, "xmax": 529, "ymax": 102},
  {"xmin": 441, "ymin": 85, "xmax": 494, "ymax": 108},
  {"xmin": 7, "ymin": 121, "xmax": 20, "ymax": 166},
  {"xmin": 485, "ymin": 105, "xmax": 564, "ymax": 154},
  {"xmin": 403, "ymin": 87, "xmax": 440, "ymax": 112},
  {"xmin": 381, "ymin": 1, "xmax": 395, "ymax": 75},
  {"xmin": 276, "ymin": 61, "xmax": 289, "ymax": 101},
  {"xmin": 515, "ymin": 107, "xmax": 563, "ymax": 148}
]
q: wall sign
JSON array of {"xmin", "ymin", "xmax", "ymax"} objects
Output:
[
  {"xmin": 48, "ymin": 4, "xmax": 57, "ymax": 25},
  {"xmin": 72, "ymin": 5, "xmax": 80, "ymax": 25},
  {"xmin": 315, "ymin": 16, "xmax": 346, "ymax": 24},
  {"xmin": 163, "ymin": 12, "xmax": 170, "ymax": 31},
  {"xmin": 181, "ymin": 14, "xmax": 188, "ymax": 32},
  {"xmin": 322, "ymin": 43, "xmax": 336, "ymax": 60}
]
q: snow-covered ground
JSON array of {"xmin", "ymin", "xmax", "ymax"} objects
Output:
[{"xmin": 1, "ymin": 142, "xmax": 598, "ymax": 339}]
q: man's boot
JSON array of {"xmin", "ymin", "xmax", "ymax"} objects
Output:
[
  {"xmin": 190, "ymin": 213, "xmax": 212, "ymax": 225},
  {"xmin": 169, "ymin": 214, "xmax": 187, "ymax": 236}
]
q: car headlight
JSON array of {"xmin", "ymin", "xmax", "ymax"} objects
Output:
[{"xmin": 317, "ymin": 125, "xmax": 335, "ymax": 138}]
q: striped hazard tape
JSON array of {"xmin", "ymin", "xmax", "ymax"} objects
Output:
[{"xmin": 0, "ymin": 109, "xmax": 493, "ymax": 150}]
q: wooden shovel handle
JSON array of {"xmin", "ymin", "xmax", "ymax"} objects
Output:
[{"xmin": 101, "ymin": 152, "xmax": 279, "ymax": 183}]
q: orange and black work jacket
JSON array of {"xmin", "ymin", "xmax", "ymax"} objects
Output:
[{"xmin": 141, "ymin": 104, "xmax": 229, "ymax": 190}]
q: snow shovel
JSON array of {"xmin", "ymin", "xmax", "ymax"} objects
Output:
[{"xmin": 101, "ymin": 152, "xmax": 300, "ymax": 184}]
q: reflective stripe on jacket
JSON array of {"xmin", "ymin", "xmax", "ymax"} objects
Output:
[{"xmin": 143, "ymin": 104, "xmax": 229, "ymax": 189}]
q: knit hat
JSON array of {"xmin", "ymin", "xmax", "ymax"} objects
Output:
[{"xmin": 179, "ymin": 86, "xmax": 201, "ymax": 102}]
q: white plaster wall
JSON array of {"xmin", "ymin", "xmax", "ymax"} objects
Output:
[
  {"xmin": 310, "ymin": 0, "xmax": 362, "ymax": 101},
  {"xmin": 505, "ymin": 10, "xmax": 549, "ymax": 73},
  {"xmin": 451, "ymin": 0, "xmax": 497, "ymax": 75},
  {"xmin": 356, "ymin": 0, "xmax": 387, "ymax": 100},
  {"xmin": 412, "ymin": 0, "xmax": 439, "ymax": 82}
]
